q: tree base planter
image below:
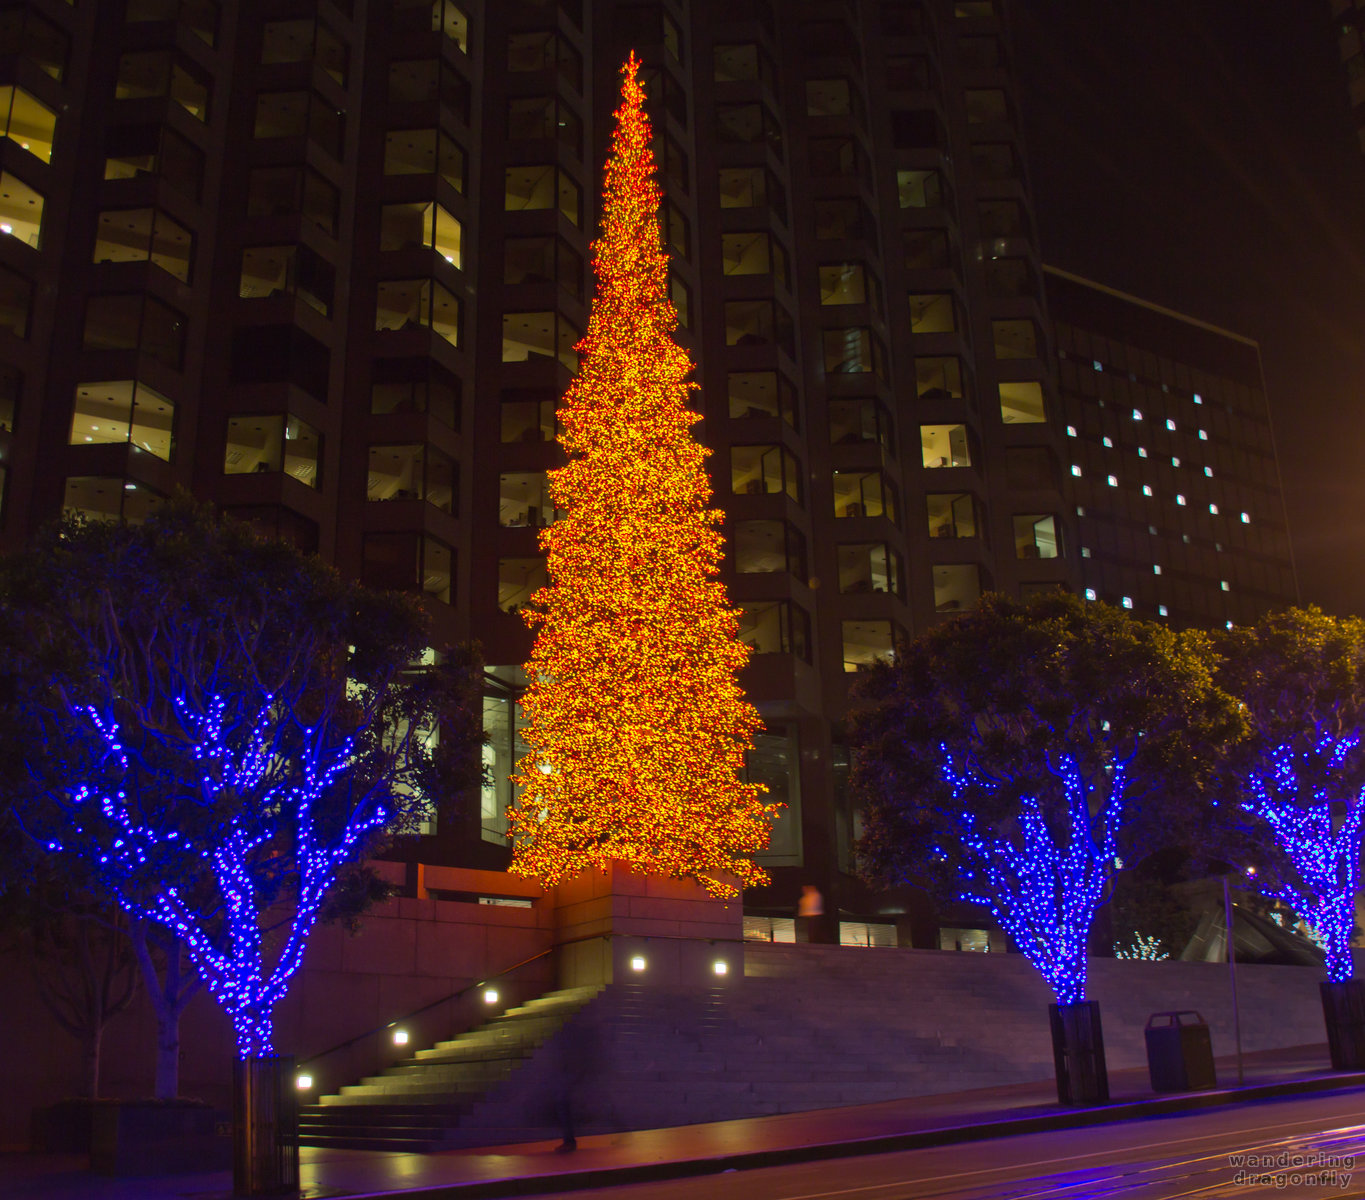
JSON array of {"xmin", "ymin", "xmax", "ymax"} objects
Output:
[
  {"xmin": 89, "ymin": 1101, "xmax": 230, "ymax": 1175},
  {"xmin": 1050, "ymin": 1001, "xmax": 1109, "ymax": 1105},
  {"xmin": 233, "ymin": 1056, "xmax": 298, "ymax": 1197},
  {"xmin": 552, "ymin": 861, "xmax": 743, "ymax": 988},
  {"xmin": 31, "ymin": 1099, "xmax": 97, "ymax": 1154},
  {"xmin": 1321, "ymin": 979, "xmax": 1365, "ymax": 1070}
]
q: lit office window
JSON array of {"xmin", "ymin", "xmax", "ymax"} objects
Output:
[{"xmin": 69, "ymin": 381, "xmax": 174, "ymax": 459}]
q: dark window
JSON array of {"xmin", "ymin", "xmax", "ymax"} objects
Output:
[
  {"xmin": 822, "ymin": 328, "xmax": 884, "ymax": 378},
  {"xmin": 254, "ymin": 92, "xmax": 344, "ymax": 158},
  {"xmin": 890, "ymin": 110, "xmax": 942, "ymax": 150},
  {"xmin": 738, "ymin": 601, "xmax": 811, "ymax": 661},
  {"xmin": 716, "ymin": 103, "xmax": 782, "ymax": 156},
  {"xmin": 261, "ymin": 17, "xmax": 348, "ymax": 85},
  {"xmin": 829, "ymin": 398, "xmax": 893, "ymax": 451},
  {"xmin": 504, "ymin": 165, "xmax": 580, "ymax": 225},
  {"xmin": 724, "ymin": 300, "xmax": 794, "ymax": 357},
  {"xmin": 506, "ymin": 95, "xmax": 581, "ymax": 153},
  {"xmin": 808, "ymin": 137, "xmax": 859, "ymax": 178},
  {"xmin": 225, "ymin": 506, "xmax": 318, "ymax": 553},
  {"xmin": 246, "ymin": 166, "xmax": 339, "ymax": 235},
  {"xmin": 384, "ymin": 129, "xmax": 465, "ymax": 192},
  {"xmin": 730, "ymin": 444, "xmax": 802, "ymax": 502},
  {"xmin": 0, "ymin": 7, "xmax": 67, "ymax": 79},
  {"xmin": 979, "ymin": 199, "xmax": 1025, "ymax": 237},
  {"xmin": 372, "ymin": 360, "xmax": 461, "ymax": 428},
  {"xmin": 231, "ymin": 325, "xmax": 331, "ymax": 402},
  {"xmin": 960, "ymin": 35, "xmax": 1002, "ymax": 68},
  {"xmin": 903, "ymin": 228, "xmax": 950, "ymax": 270},
  {"xmin": 639, "ymin": 66, "xmax": 687, "ymax": 128},
  {"xmin": 115, "ymin": 50, "xmax": 209, "ymax": 120},
  {"xmin": 728, "ymin": 370, "xmax": 798, "ymax": 427},
  {"xmin": 504, "ymin": 235, "xmax": 583, "ymax": 299},
  {"xmin": 367, "ymin": 443, "xmax": 456, "ymax": 512},
  {"xmin": 653, "ymin": 132, "xmax": 690, "ymax": 197},
  {"xmin": 127, "ymin": 0, "xmax": 219, "ymax": 45},
  {"xmin": 880, "ymin": 2, "xmax": 928, "ymax": 35},
  {"xmin": 498, "ymin": 388, "xmax": 555, "ymax": 442},
  {"xmin": 361, "ymin": 532, "xmax": 453, "ymax": 604},
  {"xmin": 886, "ymin": 54, "xmax": 932, "ymax": 90},
  {"xmin": 733, "ymin": 520, "xmax": 807, "ymax": 577},
  {"xmin": 970, "ymin": 142, "xmax": 1018, "ymax": 181},
  {"xmin": 507, "ymin": 30, "xmax": 583, "ymax": 89},
  {"xmin": 714, "ymin": 43, "xmax": 774, "ymax": 89},
  {"xmin": 837, "ymin": 543, "xmax": 902, "ymax": 595},
  {"xmin": 813, "ymin": 199, "xmax": 872, "ymax": 242},
  {"xmin": 84, "ymin": 294, "xmax": 185, "ymax": 367},
  {"xmin": 390, "ymin": 59, "xmax": 471, "ymax": 122}
]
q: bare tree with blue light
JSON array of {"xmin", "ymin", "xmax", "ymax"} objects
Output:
[
  {"xmin": 1, "ymin": 502, "xmax": 481, "ymax": 1070},
  {"xmin": 1215, "ymin": 608, "xmax": 1365, "ymax": 987},
  {"xmin": 851, "ymin": 592, "xmax": 1240, "ymax": 1015}
]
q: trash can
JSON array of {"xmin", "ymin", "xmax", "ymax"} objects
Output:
[{"xmin": 1145, "ymin": 1010, "xmax": 1216, "ymax": 1093}]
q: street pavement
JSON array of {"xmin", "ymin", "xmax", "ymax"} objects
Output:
[{"xmin": 2, "ymin": 1043, "xmax": 1364, "ymax": 1200}]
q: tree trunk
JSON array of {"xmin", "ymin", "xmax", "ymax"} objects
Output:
[
  {"xmin": 129, "ymin": 920, "xmax": 200, "ymax": 1100},
  {"xmin": 155, "ymin": 1023, "xmax": 180, "ymax": 1100},
  {"xmin": 81, "ymin": 1023, "xmax": 103, "ymax": 1100}
]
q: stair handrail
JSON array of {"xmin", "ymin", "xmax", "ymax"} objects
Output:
[
  {"xmin": 298, "ymin": 928, "xmax": 750, "ymax": 1069},
  {"xmin": 297, "ymin": 946, "xmax": 555, "ymax": 1068}
]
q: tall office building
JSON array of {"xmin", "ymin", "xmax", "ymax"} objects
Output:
[
  {"xmin": 0, "ymin": 0, "xmax": 1077, "ymax": 927},
  {"xmin": 1333, "ymin": 0, "xmax": 1365, "ymax": 152},
  {"xmin": 1047, "ymin": 267, "xmax": 1298, "ymax": 628}
]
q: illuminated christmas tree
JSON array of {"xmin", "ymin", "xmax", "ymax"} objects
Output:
[{"xmin": 508, "ymin": 55, "xmax": 777, "ymax": 898}]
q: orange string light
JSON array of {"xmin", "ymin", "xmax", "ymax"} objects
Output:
[{"xmin": 508, "ymin": 54, "xmax": 778, "ymax": 899}]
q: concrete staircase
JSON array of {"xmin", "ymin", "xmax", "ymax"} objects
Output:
[
  {"xmin": 298, "ymin": 942, "xmax": 1328, "ymax": 1150},
  {"xmin": 297, "ymin": 984, "xmax": 603, "ymax": 1150}
]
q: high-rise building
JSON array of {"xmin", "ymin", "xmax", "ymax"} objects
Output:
[
  {"xmin": 1047, "ymin": 267, "xmax": 1299, "ymax": 628},
  {"xmin": 0, "ymin": 0, "xmax": 1191, "ymax": 932},
  {"xmin": 1332, "ymin": 0, "xmax": 1365, "ymax": 153}
]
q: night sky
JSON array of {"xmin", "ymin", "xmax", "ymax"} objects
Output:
[{"xmin": 1013, "ymin": 1, "xmax": 1365, "ymax": 615}]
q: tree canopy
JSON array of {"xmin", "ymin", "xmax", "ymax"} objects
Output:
[
  {"xmin": 849, "ymin": 591, "xmax": 1242, "ymax": 1003},
  {"xmin": 1213, "ymin": 606, "xmax": 1365, "ymax": 981},
  {"xmin": 0, "ymin": 500, "xmax": 482, "ymax": 1057}
]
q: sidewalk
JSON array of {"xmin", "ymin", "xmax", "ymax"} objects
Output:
[{"xmin": 3, "ymin": 1044, "xmax": 1363, "ymax": 1200}]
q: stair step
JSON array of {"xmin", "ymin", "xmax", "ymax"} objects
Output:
[{"xmin": 298, "ymin": 1133, "xmax": 442, "ymax": 1151}]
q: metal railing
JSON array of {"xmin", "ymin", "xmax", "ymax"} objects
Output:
[{"xmin": 298, "ymin": 945, "xmax": 555, "ymax": 1071}]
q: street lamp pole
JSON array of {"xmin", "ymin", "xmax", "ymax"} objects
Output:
[{"xmin": 1223, "ymin": 871, "xmax": 1246, "ymax": 1087}]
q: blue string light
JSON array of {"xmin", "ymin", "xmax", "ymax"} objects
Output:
[
  {"xmin": 942, "ymin": 746, "xmax": 1127, "ymax": 1005},
  {"xmin": 1242, "ymin": 723, "xmax": 1363, "ymax": 983},
  {"xmin": 36, "ymin": 685, "xmax": 403, "ymax": 1059}
]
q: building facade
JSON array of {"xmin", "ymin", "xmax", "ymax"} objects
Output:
[
  {"xmin": 1047, "ymin": 266, "xmax": 1299, "ymax": 628},
  {"xmin": 1333, "ymin": 0, "xmax": 1365, "ymax": 153},
  {"xmin": 0, "ymin": 0, "xmax": 1086, "ymax": 930}
]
